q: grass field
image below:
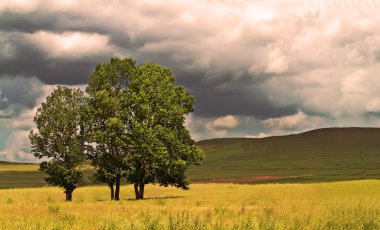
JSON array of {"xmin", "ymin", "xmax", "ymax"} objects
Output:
[{"xmin": 1, "ymin": 180, "xmax": 380, "ymax": 229}]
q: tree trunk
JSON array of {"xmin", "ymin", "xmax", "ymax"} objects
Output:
[
  {"xmin": 139, "ymin": 184, "xmax": 145, "ymax": 199},
  {"xmin": 134, "ymin": 183, "xmax": 145, "ymax": 200},
  {"xmin": 109, "ymin": 182, "xmax": 115, "ymax": 200},
  {"xmin": 115, "ymin": 176, "xmax": 120, "ymax": 201},
  {"xmin": 65, "ymin": 190, "xmax": 73, "ymax": 202},
  {"xmin": 134, "ymin": 183, "xmax": 139, "ymax": 199}
]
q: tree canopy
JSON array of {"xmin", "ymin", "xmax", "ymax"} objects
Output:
[
  {"xmin": 124, "ymin": 62, "xmax": 204, "ymax": 199},
  {"xmin": 29, "ymin": 86, "xmax": 85, "ymax": 201},
  {"xmin": 84, "ymin": 58, "xmax": 136, "ymax": 200}
]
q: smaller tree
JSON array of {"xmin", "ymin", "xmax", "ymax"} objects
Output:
[{"xmin": 29, "ymin": 86, "xmax": 85, "ymax": 201}]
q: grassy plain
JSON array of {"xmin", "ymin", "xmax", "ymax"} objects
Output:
[
  {"xmin": 191, "ymin": 128, "xmax": 380, "ymax": 182},
  {"xmin": 1, "ymin": 180, "xmax": 380, "ymax": 229}
]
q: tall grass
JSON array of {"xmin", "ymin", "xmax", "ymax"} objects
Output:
[{"xmin": 1, "ymin": 180, "xmax": 380, "ymax": 229}]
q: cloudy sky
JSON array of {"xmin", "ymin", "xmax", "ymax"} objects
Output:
[{"xmin": 1, "ymin": 0, "xmax": 380, "ymax": 161}]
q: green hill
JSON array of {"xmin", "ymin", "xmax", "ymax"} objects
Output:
[
  {"xmin": 188, "ymin": 127, "xmax": 380, "ymax": 182},
  {"xmin": 1, "ymin": 127, "xmax": 380, "ymax": 188}
]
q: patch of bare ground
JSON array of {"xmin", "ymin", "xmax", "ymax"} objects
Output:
[
  {"xmin": 198, "ymin": 145, "xmax": 218, "ymax": 150},
  {"xmin": 193, "ymin": 176, "xmax": 290, "ymax": 183}
]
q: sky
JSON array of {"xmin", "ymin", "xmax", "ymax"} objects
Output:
[{"xmin": 1, "ymin": 0, "xmax": 380, "ymax": 161}]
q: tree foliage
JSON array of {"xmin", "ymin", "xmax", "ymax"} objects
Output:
[
  {"xmin": 29, "ymin": 86, "xmax": 85, "ymax": 201},
  {"xmin": 86, "ymin": 57, "xmax": 204, "ymax": 199},
  {"xmin": 84, "ymin": 58, "xmax": 137, "ymax": 200},
  {"xmin": 30, "ymin": 57, "xmax": 204, "ymax": 201},
  {"xmin": 125, "ymin": 62, "xmax": 204, "ymax": 199}
]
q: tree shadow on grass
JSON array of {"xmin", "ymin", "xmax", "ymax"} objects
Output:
[
  {"xmin": 96, "ymin": 195, "xmax": 185, "ymax": 202},
  {"xmin": 126, "ymin": 195, "xmax": 185, "ymax": 201}
]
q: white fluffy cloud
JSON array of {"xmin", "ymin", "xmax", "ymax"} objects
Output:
[
  {"xmin": 186, "ymin": 114, "xmax": 243, "ymax": 139},
  {"xmin": 204, "ymin": 115, "xmax": 240, "ymax": 138},
  {"xmin": 263, "ymin": 110, "xmax": 327, "ymax": 131},
  {"xmin": 0, "ymin": 130, "xmax": 34, "ymax": 161},
  {"xmin": 25, "ymin": 31, "xmax": 118, "ymax": 59},
  {"xmin": 210, "ymin": 115, "xmax": 239, "ymax": 129},
  {"xmin": 245, "ymin": 133, "xmax": 269, "ymax": 138}
]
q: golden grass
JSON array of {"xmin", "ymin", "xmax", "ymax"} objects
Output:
[
  {"xmin": 1, "ymin": 180, "xmax": 380, "ymax": 229},
  {"xmin": 0, "ymin": 164, "xmax": 94, "ymax": 172},
  {"xmin": 0, "ymin": 164, "xmax": 39, "ymax": 172}
]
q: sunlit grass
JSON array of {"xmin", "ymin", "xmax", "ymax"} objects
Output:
[
  {"xmin": 0, "ymin": 164, "xmax": 39, "ymax": 172},
  {"xmin": 1, "ymin": 180, "xmax": 380, "ymax": 229}
]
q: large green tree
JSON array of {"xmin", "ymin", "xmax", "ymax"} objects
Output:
[
  {"xmin": 124, "ymin": 62, "xmax": 204, "ymax": 199},
  {"xmin": 85, "ymin": 57, "xmax": 203, "ymax": 200},
  {"xmin": 29, "ymin": 86, "xmax": 85, "ymax": 201},
  {"xmin": 84, "ymin": 57, "xmax": 136, "ymax": 200}
]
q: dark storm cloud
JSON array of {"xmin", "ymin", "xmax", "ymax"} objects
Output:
[
  {"xmin": 0, "ymin": 33, "xmax": 113, "ymax": 85},
  {"xmin": 0, "ymin": 76, "xmax": 43, "ymax": 118},
  {"xmin": 170, "ymin": 68, "xmax": 299, "ymax": 119},
  {"xmin": 193, "ymin": 87, "xmax": 298, "ymax": 119},
  {"xmin": 0, "ymin": 9, "xmax": 135, "ymax": 85},
  {"xmin": 0, "ymin": 10, "xmax": 111, "ymax": 35},
  {"xmin": 0, "ymin": 9, "xmax": 139, "ymax": 50},
  {"xmin": 0, "ymin": 11, "xmax": 57, "ymax": 33},
  {"xmin": 0, "ymin": 10, "xmax": 141, "ymax": 85}
]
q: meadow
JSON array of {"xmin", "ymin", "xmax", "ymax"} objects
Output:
[{"xmin": 1, "ymin": 180, "xmax": 380, "ymax": 229}]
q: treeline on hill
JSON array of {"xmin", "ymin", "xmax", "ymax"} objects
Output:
[{"xmin": 29, "ymin": 57, "xmax": 204, "ymax": 201}]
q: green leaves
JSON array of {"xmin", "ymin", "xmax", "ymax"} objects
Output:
[
  {"xmin": 125, "ymin": 61, "xmax": 204, "ymax": 192},
  {"xmin": 29, "ymin": 86, "xmax": 85, "ymax": 200},
  {"xmin": 84, "ymin": 58, "xmax": 137, "ymax": 200}
]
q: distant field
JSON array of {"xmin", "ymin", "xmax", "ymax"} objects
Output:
[
  {"xmin": 0, "ymin": 162, "xmax": 93, "ymax": 189},
  {"xmin": 1, "ymin": 180, "xmax": 380, "ymax": 229},
  {"xmin": 2, "ymin": 127, "xmax": 380, "ymax": 189},
  {"xmin": 189, "ymin": 127, "xmax": 380, "ymax": 183},
  {"xmin": 0, "ymin": 162, "xmax": 43, "ymax": 189}
]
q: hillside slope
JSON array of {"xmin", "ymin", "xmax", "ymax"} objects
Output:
[{"xmin": 188, "ymin": 127, "xmax": 380, "ymax": 182}]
